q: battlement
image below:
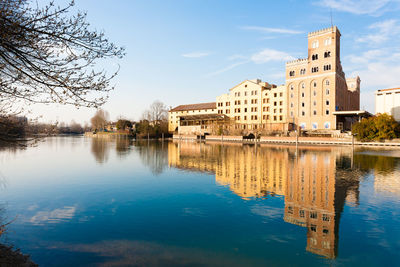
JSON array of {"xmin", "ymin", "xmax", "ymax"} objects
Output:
[
  {"xmin": 308, "ymin": 26, "xmax": 339, "ymax": 38},
  {"xmin": 286, "ymin": 58, "xmax": 308, "ymax": 66}
]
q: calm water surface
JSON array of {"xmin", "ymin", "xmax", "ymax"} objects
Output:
[{"xmin": 1, "ymin": 136, "xmax": 400, "ymax": 266}]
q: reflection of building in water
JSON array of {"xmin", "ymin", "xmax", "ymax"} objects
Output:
[
  {"xmin": 169, "ymin": 141, "xmax": 288, "ymax": 198},
  {"xmin": 168, "ymin": 141, "xmax": 363, "ymax": 259},
  {"xmin": 284, "ymin": 149, "xmax": 338, "ymax": 258}
]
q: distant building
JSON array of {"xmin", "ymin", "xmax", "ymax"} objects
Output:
[
  {"xmin": 168, "ymin": 102, "xmax": 218, "ymax": 134},
  {"xmin": 375, "ymin": 87, "xmax": 400, "ymax": 121}
]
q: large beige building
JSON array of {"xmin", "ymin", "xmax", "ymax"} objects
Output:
[
  {"xmin": 216, "ymin": 79, "xmax": 288, "ymax": 132},
  {"xmin": 375, "ymin": 87, "xmax": 400, "ymax": 121},
  {"xmin": 169, "ymin": 26, "xmax": 361, "ymax": 134},
  {"xmin": 285, "ymin": 26, "xmax": 360, "ymax": 131}
]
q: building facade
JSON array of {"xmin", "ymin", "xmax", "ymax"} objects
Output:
[
  {"xmin": 375, "ymin": 87, "xmax": 400, "ymax": 121},
  {"xmin": 216, "ymin": 79, "xmax": 288, "ymax": 132},
  {"xmin": 285, "ymin": 26, "xmax": 360, "ymax": 131},
  {"xmin": 168, "ymin": 102, "xmax": 217, "ymax": 133},
  {"xmin": 169, "ymin": 26, "xmax": 361, "ymax": 134}
]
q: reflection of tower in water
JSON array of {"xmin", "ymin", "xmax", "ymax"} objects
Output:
[{"xmin": 168, "ymin": 141, "xmax": 361, "ymax": 258}]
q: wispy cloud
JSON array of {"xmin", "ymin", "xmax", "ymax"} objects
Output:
[
  {"xmin": 207, "ymin": 48, "xmax": 294, "ymax": 77},
  {"xmin": 316, "ymin": 0, "xmax": 400, "ymax": 16},
  {"xmin": 250, "ymin": 48, "xmax": 295, "ymax": 64},
  {"xmin": 206, "ymin": 60, "xmax": 249, "ymax": 77},
  {"xmin": 181, "ymin": 52, "xmax": 210, "ymax": 58},
  {"xmin": 240, "ymin": 26, "xmax": 303, "ymax": 34},
  {"xmin": 356, "ymin": 19, "xmax": 400, "ymax": 44}
]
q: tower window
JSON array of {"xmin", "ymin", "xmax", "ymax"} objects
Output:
[
  {"xmin": 312, "ymin": 40, "xmax": 319, "ymax": 48},
  {"xmin": 289, "ymin": 70, "xmax": 295, "ymax": 77},
  {"xmin": 326, "ymin": 100, "xmax": 330, "ymax": 106},
  {"xmin": 326, "ymin": 80, "xmax": 330, "ymax": 86},
  {"xmin": 312, "ymin": 54, "xmax": 318, "ymax": 60},
  {"xmin": 313, "ymin": 110, "xmax": 317, "ymax": 115},
  {"xmin": 313, "ymin": 90, "xmax": 317, "ymax": 96},
  {"xmin": 301, "ymin": 83, "xmax": 305, "ymax": 89},
  {"xmin": 323, "ymin": 64, "xmax": 332, "ymax": 71},
  {"xmin": 326, "ymin": 110, "xmax": 330, "ymax": 115},
  {"xmin": 324, "ymin": 38, "xmax": 332, "ymax": 46},
  {"xmin": 324, "ymin": 51, "xmax": 331, "ymax": 58},
  {"xmin": 300, "ymin": 68, "xmax": 306, "ymax": 75},
  {"xmin": 311, "ymin": 67, "xmax": 319, "ymax": 73}
]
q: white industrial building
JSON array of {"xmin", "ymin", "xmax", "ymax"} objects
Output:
[{"xmin": 375, "ymin": 87, "xmax": 400, "ymax": 121}]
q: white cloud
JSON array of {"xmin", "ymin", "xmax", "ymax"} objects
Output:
[
  {"xmin": 317, "ymin": 0, "xmax": 399, "ymax": 16},
  {"xmin": 240, "ymin": 26, "xmax": 303, "ymax": 34},
  {"xmin": 356, "ymin": 19, "xmax": 400, "ymax": 44},
  {"xmin": 181, "ymin": 52, "xmax": 210, "ymax": 58},
  {"xmin": 250, "ymin": 48, "xmax": 295, "ymax": 64}
]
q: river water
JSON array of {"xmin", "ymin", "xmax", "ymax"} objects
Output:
[{"xmin": 0, "ymin": 136, "xmax": 399, "ymax": 266}]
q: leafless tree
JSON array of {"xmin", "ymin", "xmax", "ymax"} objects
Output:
[
  {"xmin": 90, "ymin": 109, "xmax": 109, "ymax": 131},
  {"xmin": 144, "ymin": 100, "xmax": 167, "ymax": 125},
  {"xmin": 0, "ymin": 0, "xmax": 125, "ymax": 112}
]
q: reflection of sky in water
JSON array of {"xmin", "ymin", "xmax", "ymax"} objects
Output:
[{"xmin": 0, "ymin": 137, "xmax": 399, "ymax": 266}]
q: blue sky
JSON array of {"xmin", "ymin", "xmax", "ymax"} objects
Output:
[{"xmin": 32, "ymin": 0, "xmax": 400, "ymax": 124}]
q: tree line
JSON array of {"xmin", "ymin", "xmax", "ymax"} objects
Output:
[{"xmin": 90, "ymin": 100, "xmax": 169, "ymax": 138}]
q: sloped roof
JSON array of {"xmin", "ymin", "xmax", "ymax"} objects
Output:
[
  {"xmin": 169, "ymin": 102, "xmax": 216, "ymax": 112},
  {"xmin": 378, "ymin": 87, "xmax": 400, "ymax": 92}
]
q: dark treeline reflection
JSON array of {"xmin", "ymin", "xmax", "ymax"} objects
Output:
[
  {"xmin": 90, "ymin": 137, "xmax": 133, "ymax": 164},
  {"xmin": 167, "ymin": 141, "xmax": 400, "ymax": 259},
  {"xmin": 135, "ymin": 141, "xmax": 168, "ymax": 175}
]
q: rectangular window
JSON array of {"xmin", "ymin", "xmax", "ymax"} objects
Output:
[{"xmin": 310, "ymin": 212, "xmax": 317, "ymax": 219}]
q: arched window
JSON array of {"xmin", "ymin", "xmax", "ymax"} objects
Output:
[
  {"xmin": 289, "ymin": 70, "xmax": 295, "ymax": 77},
  {"xmin": 313, "ymin": 82, "xmax": 317, "ymax": 88},
  {"xmin": 312, "ymin": 41, "xmax": 319, "ymax": 48},
  {"xmin": 324, "ymin": 51, "xmax": 331, "ymax": 58},
  {"xmin": 301, "ymin": 83, "xmax": 305, "ymax": 89},
  {"xmin": 312, "ymin": 54, "xmax": 318, "ymax": 60},
  {"xmin": 325, "ymin": 80, "xmax": 330, "ymax": 86}
]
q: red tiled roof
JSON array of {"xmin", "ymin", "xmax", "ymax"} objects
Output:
[{"xmin": 169, "ymin": 102, "xmax": 216, "ymax": 112}]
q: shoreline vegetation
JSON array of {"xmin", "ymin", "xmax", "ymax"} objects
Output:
[{"xmin": 0, "ymin": 244, "xmax": 37, "ymax": 267}]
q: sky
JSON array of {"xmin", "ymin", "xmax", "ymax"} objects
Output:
[{"xmin": 30, "ymin": 0, "xmax": 400, "ymax": 125}]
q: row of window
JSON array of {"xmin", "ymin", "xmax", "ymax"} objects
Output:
[
  {"xmin": 233, "ymin": 115, "xmax": 284, "ymax": 121},
  {"xmin": 291, "ymin": 89, "xmax": 330, "ymax": 99},
  {"xmin": 291, "ymin": 109, "xmax": 330, "ymax": 117},
  {"xmin": 290, "ymin": 80, "xmax": 330, "ymax": 90},
  {"xmin": 217, "ymin": 102, "xmax": 231, "ymax": 107},
  {"xmin": 289, "ymin": 63, "xmax": 332, "ymax": 76},
  {"xmin": 311, "ymin": 51, "xmax": 331, "ymax": 61},
  {"xmin": 311, "ymin": 38, "xmax": 332, "ymax": 49},
  {"xmin": 234, "ymin": 90, "xmax": 258, "ymax": 97}
]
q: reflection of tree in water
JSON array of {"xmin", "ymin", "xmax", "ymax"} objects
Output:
[
  {"xmin": 353, "ymin": 154, "xmax": 397, "ymax": 174},
  {"xmin": 136, "ymin": 141, "xmax": 168, "ymax": 175},
  {"xmin": 90, "ymin": 138, "xmax": 110, "ymax": 164},
  {"xmin": 115, "ymin": 138, "xmax": 132, "ymax": 159}
]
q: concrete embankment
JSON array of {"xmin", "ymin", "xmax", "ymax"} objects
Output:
[{"xmin": 172, "ymin": 134, "xmax": 400, "ymax": 147}]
